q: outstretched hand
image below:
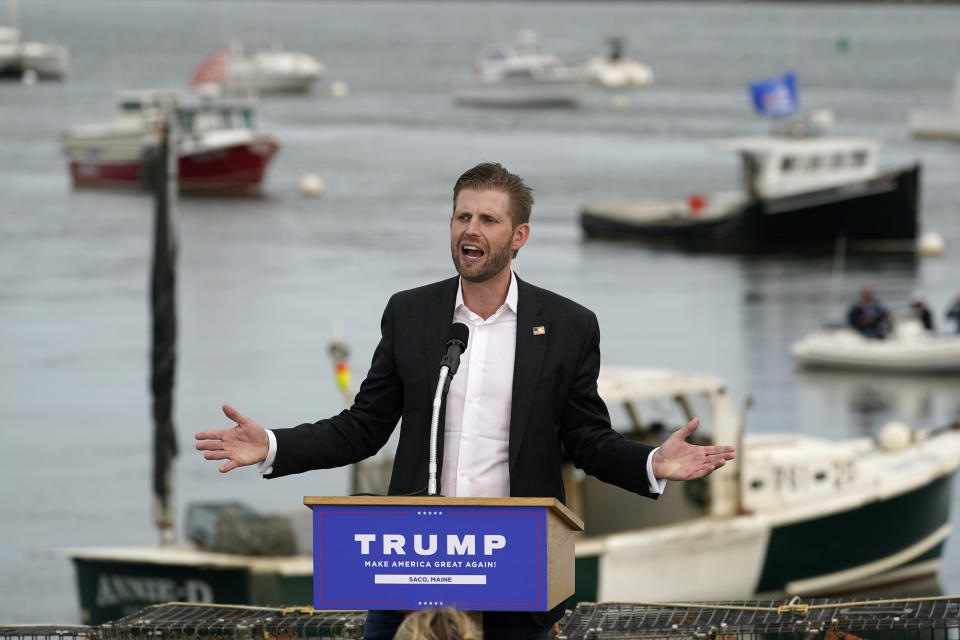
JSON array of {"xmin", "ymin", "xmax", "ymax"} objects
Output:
[
  {"xmin": 194, "ymin": 404, "xmax": 270, "ymax": 473},
  {"xmin": 651, "ymin": 418, "xmax": 736, "ymax": 481}
]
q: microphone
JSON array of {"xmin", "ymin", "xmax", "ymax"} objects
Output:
[
  {"xmin": 440, "ymin": 322, "xmax": 469, "ymax": 384},
  {"xmin": 428, "ymin": 323, "xmax": 469, "ymax": 496}
]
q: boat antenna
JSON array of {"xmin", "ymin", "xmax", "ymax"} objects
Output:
[{"xmin": 150, "ymin": 117, "xmax": 179, "ymax": 546}]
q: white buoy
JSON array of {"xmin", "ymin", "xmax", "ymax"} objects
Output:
[
  {"xmin": 299, "ymin": 174, "xmax": 325, "ymax": 198},
  {"xmin": 21, "ymin": 69, "xmax": 37, "ymax": 85},
  {"xmin": 609, "ymin": 94, "xmax": 629, "ymax": 111},
  {"xmin": 918, "ymin": 231, "xmax": 945, "ymax": 257},
  {"xmin": 878, "ymin": 421, "xmax": 912, "ymax": 452},
  {"xmin": 329, "ymin": 81, "xmax": 350, "ymax": 99},
  {"xmin": 809, "ymin": 108, "xmax": 835, "ymax": 130}
]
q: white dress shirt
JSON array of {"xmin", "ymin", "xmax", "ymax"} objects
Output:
[{"xmin": 261, "ymin": 271, "xmax": 664, "ymax": 496}]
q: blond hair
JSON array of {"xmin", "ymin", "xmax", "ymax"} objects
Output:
[{"xmin": 393, "ymin": 608, "xmax": 482, "ymax": 640}]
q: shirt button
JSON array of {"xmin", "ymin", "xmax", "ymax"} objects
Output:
[
  {"xmin": 468, "ymin": 396, "xmax": 476, "ymax": 404},
  {"xmin": 463, "ymin": 433, "xmax": 471, "ymax": 441},
  {"xmin": 460, "ymin": 471, "xmax": 467, "ymax": 478}
]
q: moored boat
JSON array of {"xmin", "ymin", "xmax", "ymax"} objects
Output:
[
  {"xmin": 0, "ymin": 24, "xmax": 68, "ymax": 80},
  {"xmin": 568, "ymin": 366, "xmax": 960, "ymax": 604},
  {"xmin": 580, "ymin": 133, "xmax": 920, "ymax": 253},
  {"xmin": 191, "ymin": 35, "xmax": 325, "ymax": 94},
  {"xmin": 791, "ymin": 319, "xmax": 960, "ymax": 373},
  {"xmin": 581, "ymin": 34, "xmax": 653, "ymax": 90},
  {"xmin": 61, "ymin": 90, "xmax": 279, "ymax": 194},
  {"xmin": 453, "ymin": 30, "xmax": 586, "ymax": 108}
]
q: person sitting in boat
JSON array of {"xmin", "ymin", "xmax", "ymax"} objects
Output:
[
  {"xmin": 909, "ymin": 290, "xmax": 935, "ymax": 332},
  {"xmin": 947, "ymin": 294, "xmax": 960, "ymax": 334},
  {"xmin": 847, "ymin": 285, "xmax": 891, "ymax": 339}
]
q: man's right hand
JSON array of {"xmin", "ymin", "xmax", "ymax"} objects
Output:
[{"xmin": 195, "ymin": 404, "xmax": 269, "ymax": 473}]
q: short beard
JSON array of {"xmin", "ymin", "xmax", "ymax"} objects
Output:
[{"xmin": 451, "ymin": 236, "xmax": 513, "ymax": 283}]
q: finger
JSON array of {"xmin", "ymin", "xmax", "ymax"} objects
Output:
[
  {"xmin": 204, "ymin": 450, "xmax": 230, "ymax": 461},
  {"xmin": 196, "ymin": 440, "xmax": 225, "ymax": 451},
  {"xmin": 222, "ymin": 403, "xmax": 244, "ymax": 424},
  {"xmin": 219, "ymin": 459, "xmax": 239, "ymax": 473},
  {"xmin": 195, "ymin": 429, "xmax": 224, "ymax": 441},
  {"xmin": 681, "ymin": 417, "xmax": 700, "ymax": 435}
]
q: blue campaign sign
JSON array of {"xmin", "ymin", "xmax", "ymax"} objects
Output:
[
  {"xmin": 749, "ymin": 72, "xmax": 798, "ymax": 117},
  {"xmin": 311, "ymin": 504, "xmax": 549, "ymax": 611}
]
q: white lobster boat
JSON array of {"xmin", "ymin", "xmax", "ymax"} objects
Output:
[{"xmin": 568, "ymin": 366, "xmax": 960, "ymax": 604}]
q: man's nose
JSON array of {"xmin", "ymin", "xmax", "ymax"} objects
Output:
[{"xmin": 464, "ymin": 218, "xmax": 483, "ymax": 235}]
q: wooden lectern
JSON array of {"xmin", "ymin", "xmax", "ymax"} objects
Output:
[{"xmin": 303, "ymin": 496, "xmax": 583, "ymax": 618}]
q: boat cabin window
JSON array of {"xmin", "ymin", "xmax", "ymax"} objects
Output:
[
  {"xmin": 192, "ymin": 109, "xmax": 226, "ymax": 133},
  {"xmin": 781, "ymin": 156, "xmax": 796, "ymax": 172},
  {"xmin": 119, "ymin": 101, "xmax": 144, "ymax": 113},
  {"xmin": 805, "ymin": 156, "xmax": 822, "ymax": 170},
  {"xmin": 851, "ymin": 150, "xmax": 868, "ymax": 167},
  {"xmin": 177, "ymin": 110, "xmax": 193, "ymax": 132},
  {"xmin": 831, "ymin": 153, "xmax": 845, "ymax": 168}
]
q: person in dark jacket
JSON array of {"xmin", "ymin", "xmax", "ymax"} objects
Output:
[
  {"xmin": 848, "ymin": 285, "xmax": 891, "ymax": 339},
  {"xmin": 947, "ymin": 294, "xmax": 960, "ymax": 334},
  {"xmin": 909, "ymin": 290, "xmax": 935, "ymax": 332}
]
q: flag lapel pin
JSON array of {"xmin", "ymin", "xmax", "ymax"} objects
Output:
[{"xmin": 532, "ymin": 325, "xmax": 546, "ymax": 336}]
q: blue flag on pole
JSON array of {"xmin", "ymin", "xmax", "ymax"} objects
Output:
[{"xmin": 749, "ymin": 72, "xmax": 798, "ymax": 117}]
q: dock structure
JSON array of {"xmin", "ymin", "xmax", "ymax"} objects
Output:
[{"xmin": 3, "ymin": 598, "xmax": 960, "ymax": 640}]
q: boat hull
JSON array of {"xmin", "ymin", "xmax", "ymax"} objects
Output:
[
  {"xmin": 791, "ymin": 329, "xmax": 960, "ymax": 372},
  {"xmin": 453, "ymin": 78, "xmax": 585, "ymax": 107},
  {"xmin": 571, "ymin": 472, "xmax": 954, "ymax": 605},
  {"xmin": 67, "ymin": 138, "xmax": 279, "ymax": 194},
  {"xmin": 68, "ymin": 548, "xmax": 312, "ymax": 625},
  {"xmin": 580, "ymin": 165, "xmax": 920, "ymax": 253}
]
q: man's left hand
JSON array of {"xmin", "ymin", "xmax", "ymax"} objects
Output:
[{"xmin": 651, "ymin": 418, "xmax": 736, "ymax": 480}]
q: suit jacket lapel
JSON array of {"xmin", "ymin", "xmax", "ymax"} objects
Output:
[{"xmin": 509, "ymin": 277, "xmax": 548, "ymax": 470}]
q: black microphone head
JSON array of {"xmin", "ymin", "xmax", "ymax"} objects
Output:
[{"xmin": 447, "ymin": 322, "xmax": 469, "ymax": 349}]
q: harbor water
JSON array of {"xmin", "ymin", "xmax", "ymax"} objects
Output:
[{"xmin": 2, "ymin": 0, "xmax": 960, "ymax": 624}]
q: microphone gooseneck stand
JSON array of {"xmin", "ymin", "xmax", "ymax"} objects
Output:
[{"xmin": 428, "ymin": 323, "xmax": 468, "ymax": 496}]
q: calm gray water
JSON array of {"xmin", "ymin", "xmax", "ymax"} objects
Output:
[{"xmin": 2, "ymin": 0, "xmax": 960, "ymax": 624}]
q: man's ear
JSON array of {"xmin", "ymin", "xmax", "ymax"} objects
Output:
[{"xmin": 512, "ymin": 223, "xmax": 530, "ymax": 253}]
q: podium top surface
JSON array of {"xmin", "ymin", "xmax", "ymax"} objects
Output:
[{"xmin": 303, "ymin": 495, "xmax": 584, "ymax": 531}]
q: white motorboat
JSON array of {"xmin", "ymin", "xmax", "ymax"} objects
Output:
[
  {"xmin": 581, "ymin": 122, "xmax": 920, "ymax": 253},
  {"xmin": 191, "ymin": 35, "xmax": 325, "ymax": 94},
  {"xmin": 452, "ymin": 30, "xmax": 587, "ymax": 108},
  {"xmin": 0, "ymin": 24, "xmax": 67, "ymax": 79},
  {"xmin": 61, "ymin": 89, "xmax": 280, "ymax": 193},
  {"xmin": 791, "ymin": 319, "xmax": 960, "ymax": 373},
  {"xmin": 909, "ymin": 70, "xmax": 960, "ymax": 142},
  {"xmin": 570, "ymin": 366, "xmax": 960, "ymax": 603},
  {"xmin": 581, "ymin": 34, "xmax": 653, "ymax": 90}
]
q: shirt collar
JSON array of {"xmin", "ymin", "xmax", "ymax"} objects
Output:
[{"xmin": 455, "ymin": 271, "xmax": 519, "ymax": 317}]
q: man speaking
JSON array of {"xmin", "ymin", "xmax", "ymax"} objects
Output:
[{"xmin": 195, "ymin": 162, "xmax": 736, "ymax": 640}]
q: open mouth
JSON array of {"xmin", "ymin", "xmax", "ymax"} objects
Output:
[{"xmin": 461, "ymin": 244, "xmax": 485, "ymax": 262}]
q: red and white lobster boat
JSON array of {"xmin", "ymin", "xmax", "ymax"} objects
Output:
[{"xmin": 61, "ymin": 89, "xmax": 279, "ymax": 194}]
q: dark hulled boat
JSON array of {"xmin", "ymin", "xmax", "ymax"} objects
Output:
[{"xmin": 581, "ymin": 136, "xmax": 920, "ymax": 253}]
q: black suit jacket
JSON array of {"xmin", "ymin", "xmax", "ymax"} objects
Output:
[
  {"xmin": 270, "ymin": 274, "xmax": 656, "ymax": 499},
  {"xmin": 269, "ymin": 275, "xmax": 657, "ymax": 625}
]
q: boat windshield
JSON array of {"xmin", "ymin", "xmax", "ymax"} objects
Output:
[{"xmin": 177, "ymin": 106, "xmax": 255, "ymax": 133}]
